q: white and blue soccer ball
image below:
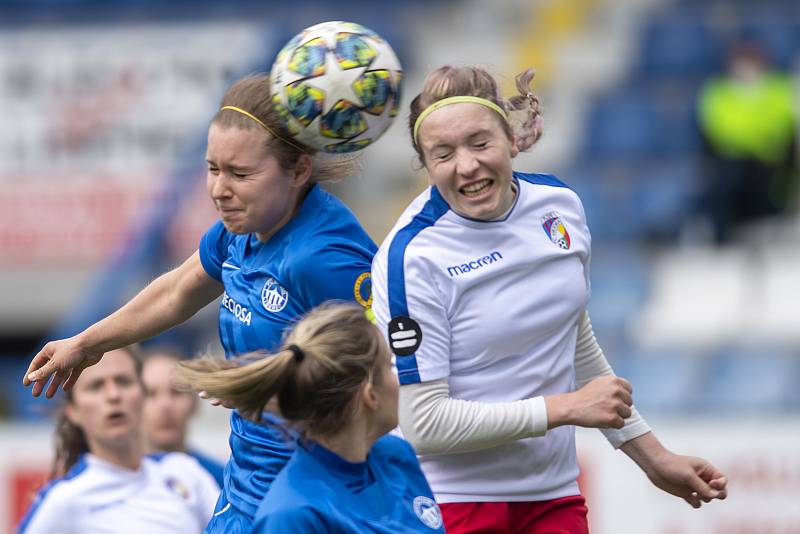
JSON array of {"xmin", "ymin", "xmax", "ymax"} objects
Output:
[{"xmin": 270, "ymin": 21, "xmax": 403, "ymax": 154}]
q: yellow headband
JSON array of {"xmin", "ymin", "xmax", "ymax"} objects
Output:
[
  {"xmin": 219, "ymin": 105, "xmax": 307, "ymax": 152},
  {"xmin": 413, "ymin": 96, "xmax": 508, "ymax": 145}
]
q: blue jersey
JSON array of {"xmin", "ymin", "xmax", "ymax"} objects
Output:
[
  {"xmin": 252, "ymin": 436, "xmax": 445, "ymax": 533},
  {"xmin": 198, "ymin": 184, "xmax": 376, "ymax": 518}
]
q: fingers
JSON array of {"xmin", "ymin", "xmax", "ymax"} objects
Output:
[
  {"xmin": 45, "ymin": 371, "xmax": 69, "ymax": 399},
  {"xmin": 198, "ymin": 391, "xmax": 223, "ymax": 407},
  {"xmin": 617, "ymin": 376, "xmax": 633, "ymax": 395},
  {"xmin": 62, "ymin": 368, "xmax": 84, "ymax": 392},
  {"xmin": 30, "ymin": 378, "xmax": 47, "ymax": 398},
  {"xmin": 23, "ymin": 348, "xmax": 55, "ymax": 386},
  {"xmin": 707, "ymin": 476, "xmax": 727, "ymax": 500},
  {"xmin": 684, "ymin": 492, "xmax": 702, "ymax": 509}
]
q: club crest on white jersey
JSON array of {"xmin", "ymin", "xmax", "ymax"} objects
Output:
[
  {"xmin": 413, "ymin": 495, "xmax": 443, "ymax": 529},
  {"xmin": 261, "ymin": 277, "xmax": 289, "ymax": 313},
  {"xmin": 541, "ymin": 211, "xmax": 571, "ymax": 250}
]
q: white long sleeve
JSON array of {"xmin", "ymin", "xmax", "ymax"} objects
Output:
[
  {"xmin": 575, "ymin": 310, "xmax": 651, "ymax": 448},
  {"xmin": 398, "ymin": 379, "xmax": 548, "ymax": 455},
  {"xmin": 398, "ymin": 310, "xmax": 652, "ymax": 455}
]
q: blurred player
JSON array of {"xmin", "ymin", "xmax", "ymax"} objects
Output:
[
  {"xmin": 176, "ymin": 303, "xmax": 444, "ymax": 533},
  {"xmin": 141, "ymin": 347, "xmax": 225, "ymax": 486},
  {"xmin": 23, "ymin": 73, "xmax": 376, "ymax": 533},
  {"xmin": 372, "ymin": 65, "xmax": 728, "ymax": 534},
  {"xmin": 18, "ymin": 346, "xmax": 219, "ymax": 534}
]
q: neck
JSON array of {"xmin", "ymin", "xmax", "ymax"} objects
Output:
[
  {"xmin": 89, "ymin": 438, "xmax": 143, "ymax": 471},
  {"xmin": 144, "ymin": 441, "xmax": 186, "ymax": 455},
  {"xmin": 307, "ymin": 419, "xmax": 381, "ymax": 463},
  {"xmin": 255, "ymin": 184, "xmax": 312, "ymax": 243}
]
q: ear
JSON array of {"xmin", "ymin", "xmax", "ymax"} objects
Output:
[
  {"xmin": 291, "ymin": 153, "xmax": 313, "ymax": 188},
  {"xmin": 510, "ymin": 136, "xmax": 520, "ymax": 159},
  {"xmin": 64, "ymin": 403, "xmax": 81, "ymax": 428},
  {"xmin": 360, "ymin": 380, "xmax": 379, "ymax": 412}
]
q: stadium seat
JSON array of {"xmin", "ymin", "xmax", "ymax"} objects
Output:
[{"xmin": 701, "ymin": 346, "xmax": 796, "ymax": 413}]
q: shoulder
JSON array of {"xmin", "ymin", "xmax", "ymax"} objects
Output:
[
  {"xmin": 375, "ymin": 187, "xmax": 448, "ymax": 265},
  {"xmin": 369, "ymin": 435, "xmax": 420, "ymax": 468},
  {"xmin": 514, "ymin": 171, "xmax": 572, "ymax": 190},
  {"xmin": 252, "ymin": 503, "xmax": 329, "ymax": 534},
  {"xmin": 515, "ymin": 171, "xmax": 586, "ymax": 216},
  {"xmin": 372, "ymin": 434, "xmax": 416, "ymax": 456},
  {"xmin": 257, "ymin": 455, "xmax": 330, "ymax": 515},
  {"xmin": 18, "ymin": 459, "xmax": 90, "ymax": 532},
  {"xmin": 146, "ymin": 452, "xmax": 210, "ymax": 480}
]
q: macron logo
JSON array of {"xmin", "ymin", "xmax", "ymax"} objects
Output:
[{"xmin": 446, "ymin": 251, "xmax": 503, "ymax": 277}]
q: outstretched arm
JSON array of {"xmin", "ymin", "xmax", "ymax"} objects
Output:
[
  {"xmin": 621, "ymin": 432, "xmax": 728, "ymax": 508},
  {"xmin": 24, "ymin": 251, "xmax": 222, "ymax": 397}
]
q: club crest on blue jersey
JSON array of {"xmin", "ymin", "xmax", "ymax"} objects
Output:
[
  {"xmin": 261, "ymin": 277, "xmax": 289, "ymax": 313},
  {"xmin": 541, "ymin": 211, "xmax": 571, "ymax": 250},
  {"xmin": 353, "ymin": 271, "xmax": 373, "ymax": 308},
  {"xmin": 413, "ymin": 495, "xmax": 443, "ymax": 529}
]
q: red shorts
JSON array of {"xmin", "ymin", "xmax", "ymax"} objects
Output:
[{"xmin": 439, "ymin": 495, "xmax": 589, "ymax": 534}]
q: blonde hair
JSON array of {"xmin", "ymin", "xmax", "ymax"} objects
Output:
[
  {"xmin": 213, "ymin": 74, "xmax": 361, "ymax": 182},
  {"xmin": 174, "ymin": 303, "xmax": 385, "ymax": 436},
  {"xmin": 408, "ymin": 66, "xmax": 543, "ymax": 159}
]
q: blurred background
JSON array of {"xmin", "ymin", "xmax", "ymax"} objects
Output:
[{"xmin": 1, "ymin": 0, "xmax": 798, "ymax": 531}]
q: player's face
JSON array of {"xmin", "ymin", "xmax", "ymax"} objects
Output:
[
  {"xmin": 66, "ymin": 350, "xmax": 144, "ymax": 453},
  {"xmin": 418, "ymin": 102, "xmax": 518, "ymax": 220},
  {"xmin": 142, "ymin": 355, "xmax": 196, "ymax": 452},
  {"xmin": 372, "ymin": 338, "xmax": 400, "ymax": 434},
  {"xmin": 206, "ymin": 124, "xmax": 306, "ymax": 242}
]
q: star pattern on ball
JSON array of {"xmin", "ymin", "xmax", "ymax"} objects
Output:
[{"xmin": 313, "ymin": 47, "xmax": 369, "ymax": 114}]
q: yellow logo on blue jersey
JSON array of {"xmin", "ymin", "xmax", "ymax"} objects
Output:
[{"xmin": 353, "ymin": 272, "xmax": 373, "ymax": 308}]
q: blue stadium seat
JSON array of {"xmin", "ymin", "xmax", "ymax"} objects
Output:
[
  {"xmin": 588, "ymin": 246, "xmax": 650, "ymax": 334},
  {"xmin": 637, "ymin": 15, "xmax": 724, "ymax": 78},
  {"xmin": 617, "ymin": 346, "xmax": 703, "ymax": 415},
  {"xmin": 701, "ymin": 346, "xmax": 796, "ymax": 413},
  {"xmin": 740, "ymin": 13, "xmax": 800, "ymax": 69},
  {"xmin": 584, "ymin": 93, "xmax": 659, "ymax": 160}
]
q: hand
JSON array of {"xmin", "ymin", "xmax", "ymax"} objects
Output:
[
  {"xmin": 643, "ymin": 451, "xmax": 727, "ymax": 508},
  {"xmin": 23, "ymin": 337, "xmax": 104, "ymax": 398},
  {"xmin": 546, "ymin": 374, "xmax": 633, "ymax": 429},
  {"xmin": 621, "ymin": 433, "xmax": 728, "ymax": 508},
  {"xmin": 198, "ymin": 391, "xmax": 234, "ymax": 409}
]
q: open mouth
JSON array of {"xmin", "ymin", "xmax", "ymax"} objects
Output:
[
  {"xmin": 460, "ymin": 179, "xmax": 492, "ymax": 198},
  {"xmin": 107, "ymin": 411, "xmax": 127, "ymax": 424}
]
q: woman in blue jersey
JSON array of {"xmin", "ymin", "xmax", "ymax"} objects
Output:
[
  {"xmin": 19, "ymin": 345, "xmax": 219, "ymax": 534},
  {"xmin": 372, "ymin": 66, "xmax": 728, "ymax": 533},
  {"xmin": 23, "ymin": 73, "xmax": 377, "ymax": 532},
  {"xmin": 176, "ymin": 302, "xmax": 444, "ymax": 534}
]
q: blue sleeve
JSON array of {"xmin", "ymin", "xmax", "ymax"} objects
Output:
[
  {"xmin": 198, "ymin": 220, "xmax": 231, "ymax": 283},
  {"xmin": 250, "ymin": 506, "xmax": 329, "ymax": 534},
  {"xmin": 291, "ymin": 242, "xmax": 374, "ymax": 310}
]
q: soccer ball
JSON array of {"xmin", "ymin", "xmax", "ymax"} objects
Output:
[{"xmin": 270, "ymin": 21, "xmax": 403, "ymax": 154}]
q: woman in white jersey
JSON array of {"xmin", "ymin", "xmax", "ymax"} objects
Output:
[
  {"xmin": 18, "ymin": 345, "xmax": 219, "ymax": 534},
  {"xmin": 371, "ymin": 66, "xmax": 728, "ymax": 533}
]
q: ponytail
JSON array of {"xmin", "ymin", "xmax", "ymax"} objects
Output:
[
  {"xmin": 175, "ymin": 303, "xmax": 384, "ymax": 436},
  {"xmin": 175, "ymin": 350, "xmax": 299, "ymax": 422}
]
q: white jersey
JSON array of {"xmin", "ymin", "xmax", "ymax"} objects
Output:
[
  {"xmin": 372, "ymin": 172, "xmax": 591, "ymax": 503},
  {"xmin": 19, "ymin": 452, "xmax": 220, "ymax": 534}
]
